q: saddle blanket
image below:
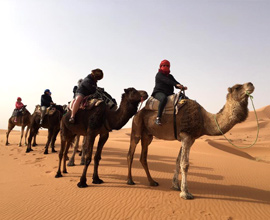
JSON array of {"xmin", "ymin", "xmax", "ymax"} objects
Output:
[{"xmin": 145, "ymin": 93, "xmax": 187, "ymax": 114}]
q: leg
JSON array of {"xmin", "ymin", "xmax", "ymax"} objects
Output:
[
  {"xmin": 68, "ymin": 135, "xmax": 80, "ymax": 166},
  {"xmin": 80, "ymin": 136, "xmax": 87, "ymax": 165},
  {"xmin": 77, "ymin": 134, "xmax": 96, "ymax": 188},
  {"xmin": 19, "ymin": 125, "xmax": 26, "ymax": 147},
  {"xmin": 178, "ymin": 134, "xmax": 195, "ymax": 199},
  {"xmin": 44, "ymin": 128, "xmax": 53, "ymax": 154},
  {"xmin": 24, "ymin": 126, "xmax": 30, "ymax": 146},
  {"xmin": 140, "ymin": 133, "xmax": 157, "ymax": 186},
  {"xmin": 55, "ymin": 139, "xmax": 66, "ymax": 178},
  {"xmin": 26, "ymin": 124, "xmax": 39, "ymax": 153},
  {"xmin": 92, "ymin": 133, "xmax": 109, "ymax": 184},
  {"xmin": 70, "ymin": 95, "xmax": 83, "ymax": 122},
  {"xmin": 63, "ymin": 140, "xmax": 74, "ymax": 173},
  {"xmin": 172, "ymin": 147, "xmax": 182, "ymax": 191},
  {"xmin": 50, "ymin": 128, "xmax": 60, "ymax": 153},
  {"xmin": 32, "ymin": 134, "xmax": 37, "ymax": 146},
  {"xmin": 127, "ymin": 134, "xmax": 141, "ymax": 185},
  {"xmin": 153, "ymin": 92, "xmax": 167, "ymax": 124},
  {"xmin": 6, "ymin": 121, "xmax": 15, "ymax": 146}
]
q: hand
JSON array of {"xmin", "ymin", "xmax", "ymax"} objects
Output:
[{"xmin": 176, "ymin": 84, "xmax": 188, "ymax": 90}]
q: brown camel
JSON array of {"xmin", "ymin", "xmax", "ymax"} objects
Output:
[
  {"xmin": 127, "ymin": 82, "xmax": 255, "ymax": 200},
  {"xmin": 6, "ymin": 105, "xmax": 33, "ymax": 147},
  {"xmin": 26, "ymin": 104, "xmax": 66, "ymax": 154},
  {"xmin": 67, "ymin": 135, "xmax": 86, "ymax": 166},
  {"xmin": 55, "ymin": 88, "xmax": 148, "ymax": 189}
]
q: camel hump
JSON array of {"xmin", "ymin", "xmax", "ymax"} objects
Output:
[{"xmin": 145, "ymin": 93, "xmax": 187, "ymax": 114}]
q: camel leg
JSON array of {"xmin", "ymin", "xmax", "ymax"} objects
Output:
[
  {"xmin": 172, "ymin": 147, "xmax": 182, "ymax": 191},
  {"xmin": 127, "ymin": 134, "xmax": 141, "ymax": 185},
  {"xmin": 55, "ymin": 138, "xmax": 68, "ymax": 178},
  {"xmin": 77, "ymin": 134, "xmax": 96, "ymax": 188},
  {"xmin": 92, "ymin": 132, "xmax": 109, "ymax": 184},
  {"xmin": 26, "ymin": 126, "xmax": 38, "ymax": 153},
  {"xmin": 44, "ymin": 128, "xmax": 53, "ymax": 154},
  {"xmin": 32, "ymin": 134, "xmax": 37, "ymax": 146},
  {"xmin": 6, "ymin": 123, "xmax": 15, "ymax": 146},
  {"xmin": 63, "ymin": 140, "xmax": 74, "ymax": 173},
  {"xmin": 24, "ymin": 126, "xmax": 30, "ymax": 146},
  {"xmin": 19, "ymin": 125, "xmax": 26, "ymax": 147},
  {"xmin": 68, "ymin": 135, "xmax": 80, "ymax": 166},
  {"xmin": 50, "ymin": 128, "xmax": 59, "ymax": 153},
  {"xmin": 140, "ymin": 133, "xmax": 158, "ymax": 186},
  {"xmin": 80, "ymin": 136, "xmax": 87, "ymax": 165},
  {"xmin": 178, "ymin": 134, "xmax": 195, "ymax": 200}
]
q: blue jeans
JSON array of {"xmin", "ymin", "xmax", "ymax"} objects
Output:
[{"xmin": 153, "ymin": 92, "xmax": 167, "ymax": 118}]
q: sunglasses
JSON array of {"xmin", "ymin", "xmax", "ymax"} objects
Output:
[{"xmin": 162, "ymin": 65, "xmax": 169, "ymax": 67}]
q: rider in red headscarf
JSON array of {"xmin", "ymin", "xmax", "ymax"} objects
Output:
[{"xmin": 151, "ymin": 60, "xmax": 187, "ymax": 125}]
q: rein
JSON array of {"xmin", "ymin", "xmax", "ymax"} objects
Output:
[{"xmin": 214, "ymin": 91, "xmax": 259, "ymax": 149}]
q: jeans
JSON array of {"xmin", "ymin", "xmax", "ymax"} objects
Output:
[{"xmin": 153, "ymin": 92, "xmax": 167, "ymax": 118}]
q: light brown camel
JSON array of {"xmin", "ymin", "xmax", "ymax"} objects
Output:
[
  {"xmin": 26, "ymin": 104, "xmax": 66, "ymax": 154},
  {"xmin": 55, "ymin": 88, "xmax": 148, "ymax": 189},
  {"xmin": 127, "ymin": 82, "xmax": 255, "ymax": 200},
  {"xmin": 6, "ymin": 105, "xmax": 32, "ymax": 146},
  {"xmin": 67, "ymin": 135, "xmax": 86, "ymax": 166}
]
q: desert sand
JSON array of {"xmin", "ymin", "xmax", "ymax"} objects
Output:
[{"xmin": 0, "ymin": 106, "xmax": 270, "ymax": 220}]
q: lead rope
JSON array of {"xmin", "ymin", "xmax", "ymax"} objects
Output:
[{"xmin": 214, "ymin": 91, "xmax": 259, "ymax": 149}]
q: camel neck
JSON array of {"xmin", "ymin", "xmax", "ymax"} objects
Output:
[
  {"xmin": 203, "ymin": 100, "xmax": 248, "ymax": 136},
  {"xmin": 106, "ymin": 98, "xmax": 138, "ymax": 130}
]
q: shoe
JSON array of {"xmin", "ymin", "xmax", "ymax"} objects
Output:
[
  {"xmin": 155, "ymin": 117, "xmax": 162, "ymax": 125},
  {"xmin": 69, "ymin": 117, "xmax": 75, "ymax": 124}
]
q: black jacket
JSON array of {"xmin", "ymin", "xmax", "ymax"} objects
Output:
[
  {"xmin": 41, "ymin": 94, "xmax": 53, "ymax": 107},
  {"xmin": 152, "ymin": 71, "xmax": 180, "ymax": 96},
  {"xmin": 76, "ymin": 74, "xmax": 97, "ymax": 96}
]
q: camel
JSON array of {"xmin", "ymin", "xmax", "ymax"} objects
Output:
[
  {"xmin": 26, "ymin": 104, "xmax": 66, "ymax": 154},
  {"xmin": 55, "ymin": 87, "xmax": 148, "ymax": 189},
  {"xmin": 6, "ymin": 105, "xmax": 33, "ymax": 146},
  {"xmin": 127, "ymin": 82, "xmax": 255, "ymax": 200}
]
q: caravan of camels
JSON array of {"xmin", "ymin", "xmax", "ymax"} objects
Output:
[{"xmin": 4, "ymin": 62, "xmax": 257, "ymax": 200}]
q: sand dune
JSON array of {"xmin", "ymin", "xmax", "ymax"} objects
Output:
[{"xmin": 0, "ymin": 105, "xmax": 270, "ymax": 220}]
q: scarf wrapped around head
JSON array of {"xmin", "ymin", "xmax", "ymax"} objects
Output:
[{"xmin": 159, "ymin": 60, "xmax": 170, "ymax": 76}]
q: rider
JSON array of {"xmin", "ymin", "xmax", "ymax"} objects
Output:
[
  {"xmin": 69, "ymin": 68, "xmax": 104, "ymax": 123},
  {"xmin": 73, "ymin": 79, "xmax": 83, "ymax": 99},
  {"xmin": 151, "ymin": 59, "xmax": 187, "ymax": 125},
  {"xmin": 40, "ymin": 89, "xmax": 54, "ymax": 124},
  {"xmin": 13, "ymin": 97, "xmax": 25, "ymax": 123}
]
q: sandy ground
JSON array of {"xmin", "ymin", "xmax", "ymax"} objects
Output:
[{"xmin": 0, "ymin": 106, "xmax": 270, "ymax": 220}]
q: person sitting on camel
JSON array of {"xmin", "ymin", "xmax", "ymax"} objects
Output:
[
  {"xmin": 151, "ymin": 59, "xmax": 187, "ymax": 125},
  {"xmin": 69, "ymin": 68, "xmax": 104, "ymax": 124},
  {"xmin": 40, "ymin": 89, "xmax": 54, "ymax": 124},
  {"xmin": 13, "ymin": 97, "xmax": 25, "ymax": 123}
]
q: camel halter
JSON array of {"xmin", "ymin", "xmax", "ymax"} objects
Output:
[{"xmin": 214, "ymin": 91, "xmax": 259, "ymax": 149}]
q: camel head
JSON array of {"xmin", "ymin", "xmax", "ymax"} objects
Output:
[
  {"xmin": 123, "ymin": 88, "xmax": 148, "ymax": 104},
  {"xmin": 227, "ymin": 82, "xmax": 254, "ymax": 104}
]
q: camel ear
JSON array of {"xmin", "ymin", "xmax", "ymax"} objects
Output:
[
  {"xmin": 228, "ymin": 87, "xmax": 232, "ymax": 93},
  {"xmin": 124, "ymin": 89, "xmax": 128, "ymax": 93}
]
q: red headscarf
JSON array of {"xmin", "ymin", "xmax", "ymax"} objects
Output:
[{"xmin": 159, "ymin": 60, "xmax": 170, "ymax": 76}]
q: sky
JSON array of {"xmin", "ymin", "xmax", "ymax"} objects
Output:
[{"xmin": 0, "ymin": 0, "xmax": 269, "ymax": 130}]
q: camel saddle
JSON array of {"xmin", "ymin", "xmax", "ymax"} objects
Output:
[
  {"xmin": 145, "ymin": 93, "xmax": 187, "ymax": 114},
  {"xmin": 80, "ymin": 97, "xmax": 104, "ymax": 110},
  {"xmin": 34, "ymin": 105, "xmax": 58, "ymax": 115}
]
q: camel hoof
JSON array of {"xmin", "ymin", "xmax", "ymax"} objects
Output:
[
  {"xmin": 180, "ymin": 192, "xmax": 194, "ymax": 200},
  {"xmin": 150, "ymin": 181, "xmax": 159, "ymax": 187},
  {"xmin": 171, "ymin": 185, "xmax": 181, "ymax": 191},
  {"xmin": 80, "ymin": 162, "xmax": 85, "ymax": 165},
  {"xmin": 52, "ymin": 149, "xmax": 57, "ymax": 153},
  {"xmin": 26, "ymin": 148, "xmax": 33, "ymax": 153},
  {"xmin": 77, "ymin": 182, "xmax": 88, "ymax": 188},
  {"xmin": 127, "ymin": 179, "xmax": 135, "ymax": 185},
  {"xmin": 55, "ymin": 172, "xmax": 63, "ymax": 178},
  {"xmin": 67, "ymin": 162, "xmax": 75, "ymax": 166},
  {"xmin": 6, "ymin": 143, "xmax": 9, "ymax": 146},
  {"xmin": 32, "ymin": 143, "xmax": 37, "ymax": 146},
  {"xmin": 92, "ymin": 178, "xmax": 104, "ymax": 184},
  {"xmin": 44, "ymin": 150, "xmax": 48, "ymax": 154}
]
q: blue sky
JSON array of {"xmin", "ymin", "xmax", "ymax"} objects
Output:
[{"xmin": 0, "ymin": 0, "xmax": 269, "ymax": 130}]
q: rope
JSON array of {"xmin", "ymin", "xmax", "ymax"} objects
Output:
[{"xmin": 214, "ymin": 91, "xmax": 259, "ymax": 149}]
